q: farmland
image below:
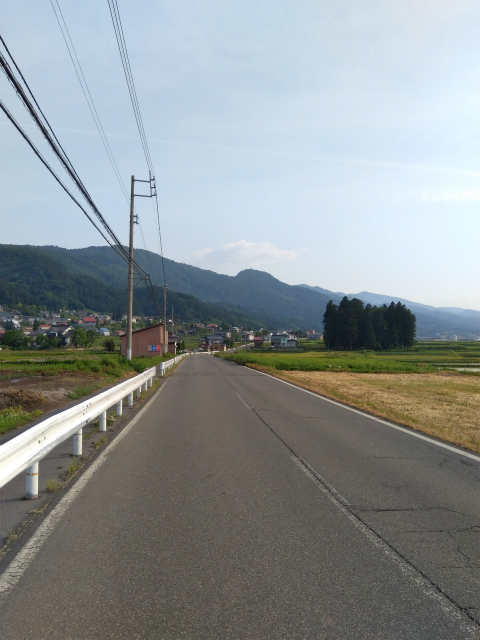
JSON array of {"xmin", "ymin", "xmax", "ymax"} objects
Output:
[{"xmin": 0, "ymin": 346, "xmax": 174, "ymax": 435}]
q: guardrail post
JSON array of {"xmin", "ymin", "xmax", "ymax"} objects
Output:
[
  {"xmin": 142, "ymin": 381, "xmax": 147, "ymax": 392},
  {"xmin": 159, "ymin": 362, "xmax": 165, "ymax": 377},
  {"xmin": 73, "ymin": 429, "xmax": 82, "ymax": 456},
  {"xmin": 147, "ymin": 377, "xmax": 152, "ymax": 389},
  {"xmin": 127, "ymin": 392, "xmax": 133, "ymax": 407},
  {"xmin": 99, "ymin": 411, "xmax": 107, "ymax": 432},
  {"xmin": 25, "ymin": 462, "xmax": 39, "ymax": 499},
  {"xmin": 136, "ymin": 387, "xmax": 141, "ymax": 399},
  {"xmin": 116, "ymin": 400, "xmax": 123, "ymax": 416}
]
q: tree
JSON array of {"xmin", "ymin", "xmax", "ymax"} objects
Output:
[
  {"xmin": 72, "ymin": 328, "xmax": 87, "ymax": 348},
  {"xmin": 33, "ymin": 318, "xmax": 40, "ymax": 331},
  {"xmin": 85, "ymin": 329, "xmax": 97, "ymax": 348},
  {"xmin": 2, "ymin": 329, "xmax": 30, "ymax": 350},
  {"xmin": 34, "ymin": 334, "xmax": 56, "ymax": 350},
  {"xmin": 104, "ymin": 338, "xmax": 116, "ymax": 352},
  {"xmin": 322, "ymin": 297, "xmax": 416, "ymax": 350}
]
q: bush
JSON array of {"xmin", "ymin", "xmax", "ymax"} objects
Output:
[{"xmin": 104, "ymin": 338, "xmax": 116, "ymax": 352}]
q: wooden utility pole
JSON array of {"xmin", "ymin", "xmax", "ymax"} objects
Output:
[
  {"xmin": 163, "ymin": 284, "xmax": 167, "ymax": 354},
  {"xmin": 126, "ymin": 175, "xmax": 135, "ymax": 361}
]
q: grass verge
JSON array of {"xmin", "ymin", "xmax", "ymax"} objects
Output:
[{"xmin": 0, "ymin": 406, "xmax": 42, "ymax": 434}]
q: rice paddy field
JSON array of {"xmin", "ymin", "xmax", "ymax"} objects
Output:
[
  {"xmin": 0, "ymin": 347, "xmax": 174, "ymax": 435},
  {"xmin": 220, "ymin": 341, "xmax": 480, "ymax": 453}
]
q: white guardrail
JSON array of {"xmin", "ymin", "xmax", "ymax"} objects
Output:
[{"xmin": 0, "ymin": 353, "xmax": 189, "ymax": 500}]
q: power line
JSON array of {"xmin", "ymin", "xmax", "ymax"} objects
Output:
[
  {"xmin": 0, "ymin": 96, "xmax": 123, "ymax": 255},
  {"xmin": 50, "ymin": 0, "xmax": 129, "ymax": 202},
  {"xmin": 107, "ymin": 0, "xmax": 153, "ymax": 173},
  {"xmin": 107, "ymin": 0, "xmax": 167, "ymax": 287},
  {"xmin": 0, "ymin": 35, "xmax": 163, "ymax": 314}
]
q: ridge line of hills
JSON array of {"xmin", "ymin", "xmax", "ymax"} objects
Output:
[{"xmin": 1, "ymin": 244, "xmax": 479, "ymax": 337}]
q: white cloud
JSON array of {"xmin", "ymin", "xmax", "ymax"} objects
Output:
[
  {"xmin": 421, "ymin": 190, "xmax": 480, "ymax": 202},
  {"xmin": 193, "ymin": 240, "xmax": 300, "ymax": 273}
]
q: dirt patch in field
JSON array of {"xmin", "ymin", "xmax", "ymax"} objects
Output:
[
  {"xmin": 0, "ymin": 374, "xmax": 107, "ymax": 416},
  {"xmin": 259, "ymin": 368, "xmax": 480, "ymax": 454}
]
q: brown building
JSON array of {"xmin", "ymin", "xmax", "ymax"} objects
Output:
[{"xmin": 120, "ymin": 323, "xmax": 168, "ymax": 357}]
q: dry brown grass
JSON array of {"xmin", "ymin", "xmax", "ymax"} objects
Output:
[{"xmin": 266, "ymin": 369, "xmax": 480, "ymax": 454}]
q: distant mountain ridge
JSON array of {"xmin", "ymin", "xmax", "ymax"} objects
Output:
[
  {"xmin": 2, "ymin": 244, "xmax": 479, "ymax": 336},
  {"xmin": 298, "ymin": 285, "xmax": 480, "ymax": 337}
]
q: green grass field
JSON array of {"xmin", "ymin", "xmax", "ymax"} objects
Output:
[
  {"xmin": 0, "ymin": 346, "xmax": 175, "ymax": 379},
  {"xmin": 220, "ymin": 341, "xmax": 480, "ymax": 374}
]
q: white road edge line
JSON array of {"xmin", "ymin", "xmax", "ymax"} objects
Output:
[
  {"xmin": 291, "ymin": 455, "xmax": 478, "ymax": 636},
  {"xmin": 250, "ymin": 367, "xmax": 480, "ymax": 462},
  {"xmin": 0, "ymin": 383, "xmax": 167, "ymax": 604}
]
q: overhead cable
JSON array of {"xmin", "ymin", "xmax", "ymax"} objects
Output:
[
  {"xmin": 107, "ymin": 0, "xmax": 167, "ymax": 285},
  {"xmin": 50, "ymin": 0, "xmax": 130, "ymax": 202},
  {"xmin": 0, "ymin": 35, "xmax": 157, "ymax": 291}
]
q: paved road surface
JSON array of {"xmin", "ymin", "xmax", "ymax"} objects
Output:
[{"xmin": 0, "ymin": 355, "xmax": 479, "ymax": 639}]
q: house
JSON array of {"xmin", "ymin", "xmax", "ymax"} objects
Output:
[
  {"xmin": 114, "ymin": 330, "xmax": 125, "ymax": 337},
  {"xmin": 271, "ymin": 332, "xmax": 289, "ymax": 348},
  {"xmin": 99, "ymin": 328, "xmax": 110, "ymax": 337},
  {"xmin": 253, "ymin": 336, "xmax": 265, "ymax": 348},
  {"xmin": 198, "ymin": 335, "xmax": 226, "ymax": 351},
  {"xmin": 47, "ymin": 324, "xmax": 74, "ymax": 346},
  {"xmin": 120, "ymin": 323, "xmax": 167, "ymax": 357},
  {"xmin": 214, "ymin": 330, "xmax": 231, "ymax": 339},
  {"xmin": 307, "ymin": 331, "xmax": 323, "ymax": 340},
  {"xmin": 82, "ymin": 316, "xmax": 97, "ymax": 325},
  {"xmin": 242, "ymin": 331, "xmax": 254, "ymax": 342}
]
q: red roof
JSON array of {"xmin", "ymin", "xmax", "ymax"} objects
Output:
[{"xmin": 83, "ymin": 317, "xmax": 96, "ymax": 322}]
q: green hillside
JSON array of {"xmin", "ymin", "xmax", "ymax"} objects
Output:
[
  {"xmin": 0, "ymin": 245, "xmax": 304, "ymax": 329},
  {"xmin": 15, "ymin": 245, "xmax": 330, "ymax": 330}
]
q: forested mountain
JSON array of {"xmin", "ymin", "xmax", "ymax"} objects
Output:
[
  {"xmin": 0, "ymin": 245, "xmax": 327, "ymax": 329},
  {"xmin": 2, "ymin": 244, "xmax": 479, "ymax": 336},
  {"xmin": 0, "ymin": 245, "xmax": 291, "ymax": 328},
  {"xmin": 6, "ymin": 245, "xmax": 332, "ymax": 330}
]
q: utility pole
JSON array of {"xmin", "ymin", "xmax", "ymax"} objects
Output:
[
  {"xmin": 126, "ymin": 174, "xmax": 155, "ymax": 361},
  {"xmin": 163, "ymin": 284, "xmax": 167, "ymax": 355},
  {"xmin": 126, "ymin": 175, "xmax": 135, "ymax": 361}
]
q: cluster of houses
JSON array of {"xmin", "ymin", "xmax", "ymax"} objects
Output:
[
  {"xmin": 0, "ymin": 310, "xmax": 122, "ymax": 348},
  {"xmin": 0, "ymin": 305, "xmax": 324, "ymax": 354},
  {"xmin": 195, "ymin": 329, "xmax": 323, "ymax": 351}
]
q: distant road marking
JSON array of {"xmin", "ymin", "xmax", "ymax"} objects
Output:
[
  {"xmin": 0, "ymin": 384, "xmax": 167, "ymax": 604},
  {"xmin": 247, "ymin": 367, "xmax": 480, "ymax": 462},
  {"xmin": 291, "ymin": 455, "xmax": 479, "ymax": 635}
]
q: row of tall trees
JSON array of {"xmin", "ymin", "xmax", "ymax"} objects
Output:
[{"xmin": 323, "ymin": 297, "xmax": 416, "ymax": 350}]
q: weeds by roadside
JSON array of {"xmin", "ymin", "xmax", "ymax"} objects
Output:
[
  {"xmin": 0, "ymin": 406, "xmax": 42, "ymax": 434},
  {"xmin": 46, "ymin": 478, "xmax": 61, "ymax": 493},
  {"xmin": 68, "ymin": 384, "xmax": 100, "ymax": 400}
]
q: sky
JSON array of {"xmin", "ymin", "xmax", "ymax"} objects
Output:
[{"xmin": 1, "ymin": 0, "xmax": 480, "ymax": 309}]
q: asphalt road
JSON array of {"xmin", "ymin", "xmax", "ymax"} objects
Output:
[{"xmin": 0, "ymin": 355, "xmax": 479, "ymax": 639}]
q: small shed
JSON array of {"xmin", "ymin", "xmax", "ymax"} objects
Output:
[{"xmin": 120, "ymin": 323, "xmax": 167, "ymax": 357}]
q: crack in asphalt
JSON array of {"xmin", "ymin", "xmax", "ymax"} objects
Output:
[{"xmin": 223, "ymin": 373, "xmax": 480, "ymax": 631}]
